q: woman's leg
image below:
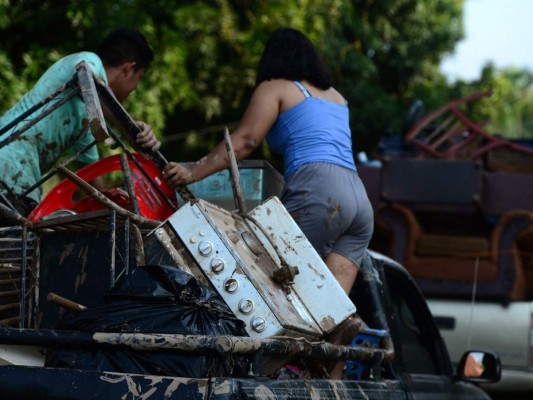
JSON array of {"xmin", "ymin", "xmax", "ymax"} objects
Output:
[
  {"xmin": 323, "ymin": 252, "xmax": 361, "ymax": 379},
  {"xmin": 324, "ymin": 252, "xmax": 358, "ymax": 295}
]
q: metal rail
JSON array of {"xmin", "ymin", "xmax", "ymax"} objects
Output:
[{"xmin": 0, "ymin": 328, "xmax": 393, "ymax": 365}]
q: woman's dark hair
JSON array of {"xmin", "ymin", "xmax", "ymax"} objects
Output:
[
  {"xmin": 96, "ymin": 28, "xmax": 154, "ymax": 71},
  {"xmin": 255, "ymin": 28, "xmax": 333, "ymax": 89}
]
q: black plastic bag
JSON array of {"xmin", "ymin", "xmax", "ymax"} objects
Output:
[{"xmin": 46, "ymin": 265, "xmax": 249, "ymax": 378}]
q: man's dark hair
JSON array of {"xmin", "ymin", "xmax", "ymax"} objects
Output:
[
  {"xmin": 255, "ymin": 28, "xmax": 333, "ymax": 89},
  {"xmin": 96, "ymin": 28, "xmax": 154, "ymax": 71}
]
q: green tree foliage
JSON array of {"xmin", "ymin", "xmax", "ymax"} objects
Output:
[
  {"xmin": 466, "ymin": 64, "xmax": 533, "ymax": 139},
  {"xmin": 321, "ymin": 0, "xmax": 464, "ymax": 152},
  {"xmin": 0, "ymin": 0, "xmax": 530, "ymax": 167}
]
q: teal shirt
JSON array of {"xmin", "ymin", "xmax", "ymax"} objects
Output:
[{"xmin": 0, "ymin": 52, "xmax": 107, "ymax": 201}]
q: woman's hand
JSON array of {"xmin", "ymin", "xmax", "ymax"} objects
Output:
[
  {"xmin": 163, "ymin": 162, "xmax": 194, "ymax": 188},
  {"xmin": 136, "ymin": 121, "xmax": 161, "ymax": 152}
]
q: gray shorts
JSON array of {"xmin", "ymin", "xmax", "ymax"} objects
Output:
[{"xmin": 281, "ymin": 162, "xmax": 374, "ymax": 267}]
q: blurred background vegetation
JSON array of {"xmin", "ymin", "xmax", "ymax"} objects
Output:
[{"xmin": 0, "ymin": 0, "xmax": 532, "ymax": 168}]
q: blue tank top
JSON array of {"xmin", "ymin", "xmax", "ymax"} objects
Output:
[{"xmin": 266, "ymin": 81, "xmax": 357, "ymax": 178}]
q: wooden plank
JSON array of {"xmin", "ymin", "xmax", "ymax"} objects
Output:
[{"xmin": 75, "ymin": 61, "xmax": 108, "ymax": 141}]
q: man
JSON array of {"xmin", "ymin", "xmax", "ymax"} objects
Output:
[{"xmin": 0, "ymin": 28, "xmax": 161, "ymax": 216}]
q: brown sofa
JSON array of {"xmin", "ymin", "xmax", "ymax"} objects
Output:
[
  {"xmin": 517, "ymin": 228, "xmax": 533, "ymax": 296},
  {"xmin": 376, "ymin": 203, "xmax": 533, "ymax": 301}
]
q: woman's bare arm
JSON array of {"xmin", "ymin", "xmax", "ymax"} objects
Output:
[{"xmin": 163, "ymin": 80, "xmax": 282, "ymax": 187}]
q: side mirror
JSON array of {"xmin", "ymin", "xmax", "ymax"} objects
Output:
[{"xmin": 457, "ymin": 351, "xmax": 501, "ymax": 383}]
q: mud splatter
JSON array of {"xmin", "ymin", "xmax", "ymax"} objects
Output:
[
  {"xmin": 304, "ymin": 380, "xmax": 322, "ymax": 400},
  {"xmin": 289, "ymin": 210, "xmax": 300, "ymax": 221},
  {"xmin": 59, "ymin": 243, "xmax": 75, "ymax": 264},
  {"xmin": 354, "ymin": 383, "xmax": 370, "ymax": 400},
  {"xmin": 253, "ymin": 384, "xmax": 276, "ymax": 400},
  {"xmin": 307, "ymin": 262, "xmax": 326, "ymax": 280},
  {"xmin": 213, "ymin": 379, "xmax": 231, "ymax": 395},
  {"xmin": 325, "ymin": 199, "xmax": 342, "ymax": 229},
  {"xmin": 320, "ymin": 315, "xmax": 337, "ymax": 332},
  {"xmin": 74, "ymin": 245, "xmax": 89, "ymax": 293},
  {"xmin": 45, "ymin": 142, "xmax": 58, "ymax": 151},
  {"xmin": 99, "ymin": 375, "xmax": 140, "ymax": 399}
]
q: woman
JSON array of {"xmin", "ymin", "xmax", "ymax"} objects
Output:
[{"xmin": 164, "ymin": 27, "xmax": 373, "ymax": 309}]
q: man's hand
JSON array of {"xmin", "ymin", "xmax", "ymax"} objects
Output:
[
  {"xmin": 136, "ymin": 121, "xmax": 161, "ymax": 152},
  {"xmin": 163, "ymin": 162, "xmax": 194, "ymax": 188}
]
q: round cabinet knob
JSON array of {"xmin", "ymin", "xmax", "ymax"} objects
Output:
[
  {"xmin": 224, "ymin": 278, "xmax": 239, "ymax": 293},
  {"xmin": 251, "ymin": 316, "xmax": 267, "ymax": 333},
  {"xmin": 210, "ymin": 258, "xmax": 225, "ymax": 274},
  {"xmin": 238, "ymin": 299, "xmax": 255, "ymax": 314},
  {"xmin": 198, "ymin": 240, "xmax": 213, "ymax": 256}
]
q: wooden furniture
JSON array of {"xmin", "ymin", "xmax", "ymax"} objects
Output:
[
  {"xmin": 374, "ymin": 158, "xmax": 533, "ymax": 301},
  {"xmin": 377, "ymin": 203, "xmax": 533, "ymax": 301}
]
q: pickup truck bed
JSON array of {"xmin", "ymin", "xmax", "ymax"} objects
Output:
[{"xmin": 0, "ymin": 250, "xmax": 495, "ymax": 400}]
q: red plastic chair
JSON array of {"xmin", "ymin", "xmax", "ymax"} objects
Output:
[
  {"xmin": 29, "ymin": 154, "xmax": 178, "ymax": 222},
  {"xmin": 405, "ymin": 90, "xmax": 533, "ymax": 161}
]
